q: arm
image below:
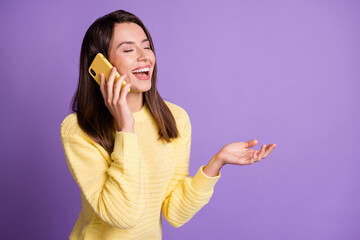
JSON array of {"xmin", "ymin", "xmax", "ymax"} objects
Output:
[
  {"xmin": 161, "ymin": 111, "xmax": 221, "ymax": 228},
  {"xmin": 60, "ymin": 119, "xmax": 145, "ymax": 229}
]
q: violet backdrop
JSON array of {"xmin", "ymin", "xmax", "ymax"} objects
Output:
[{"xmin": 0, "ymin": 0, "xmax": 359, "ymax": 239}]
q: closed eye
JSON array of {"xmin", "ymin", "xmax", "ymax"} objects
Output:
[{"xmin": 124, "ymin": 47, "xmax": 151, "ymax": 53}]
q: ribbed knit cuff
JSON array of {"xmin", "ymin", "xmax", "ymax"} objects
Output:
[
  {"xmin": 111, "ymin": 131, "xmax": 140, "ymax": 163},
  {"xmin": 191, "ymin": 165, "xmax": 221, "ymax": 193}
]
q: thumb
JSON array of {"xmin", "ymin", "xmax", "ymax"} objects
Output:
[{"xmin": 246, "ymin": 139, "xmax": 258, "ymax": 148}]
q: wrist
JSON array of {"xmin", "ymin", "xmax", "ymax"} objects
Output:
[
  {"xmin": 203, "ymin": 154, "xmax": 223, "ymax": 177},
  {"xmin": 120, "ymin": 128, "xmax": 134, "ymax": 133},
  {"xmin": 116, "ymin": 124, "xmax": 134, "ymax": 133}
]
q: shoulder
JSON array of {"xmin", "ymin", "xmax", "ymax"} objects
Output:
[
  {"xmin": 164, "ymin": 100, "xmax": 191, "ymax": 133},
  {"xmin": 60, "ymin": 112, "xmax": 88, "ymax": 138},
  {"xmin": 164, "ymin": 100, "xmax": 190, "ymax": 120}
]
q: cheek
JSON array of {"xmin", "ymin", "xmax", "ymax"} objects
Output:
[
  {"xmin": 113, "ymin": 56, "xmax": 133, "ymax": 72},
  {"xmin": 150, "ymin": 53, "xmax": 156, "ymax": 64}
]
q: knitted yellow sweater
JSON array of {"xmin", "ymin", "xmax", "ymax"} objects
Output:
[{"xmin": 60, "ymin": 100, "xmax": 221, "ymax": 240}]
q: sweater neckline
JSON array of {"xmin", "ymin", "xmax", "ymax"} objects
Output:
[{"xmin": 132, "ymin": 102, "xmax": 151, "ymax": 122}]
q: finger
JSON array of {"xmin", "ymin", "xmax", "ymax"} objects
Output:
[
  {"xmin": 245, "ymin": 150, "xmax": 256, "ymax": 164},
  {"xmin": 99, "ymin": 73, "xmax": 108, "ymax": 104},
  {"xmin": 113, "ymin": 74, "xmax": 126, "ymax": 104},
  {"xmin": 250, "ymin": 150, "xmax": 258, "ymax": 164},
  {"xmin": 245, "ymin": 139, "xmax": 258, "ymax": 148},
  {"xmin": 120, "ymin": 80, "xmax": 132, "ymax": 103},
  {"xmin": 256, "ymin": 144, "xmax": 266, "ymax": 161},
  {"xmin": 107, "ymin": 67, "xmax": 117, "ymax": 103},
  {"xmin": 263, "ymin": 144, "xmax": 277, "ymax": 158}
]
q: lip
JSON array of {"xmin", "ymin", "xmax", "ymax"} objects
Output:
[
  {"xmin": 132, "ymin": 64, "xmax": 151, "ymax": 71},
  {"xmin": 131, "ymin": 64, "xmax": 151, "ymax": 81},
  {"xmin": 133, "ymin": 74, "xmax": 150, "ymax": 80}
]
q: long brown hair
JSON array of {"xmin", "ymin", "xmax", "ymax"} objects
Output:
[{"xmin": 71, "ymin": 9, "xmax": 179, "ymax": 153}]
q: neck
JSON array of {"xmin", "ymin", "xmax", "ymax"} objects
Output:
[{"xmin": 126, "ymin": 91, "xmax": 144, "ymax": 113}]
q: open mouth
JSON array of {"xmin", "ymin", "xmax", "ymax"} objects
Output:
[{"xmin": 131, "ymin": 67, "xmax": 150, "ymax": 76}]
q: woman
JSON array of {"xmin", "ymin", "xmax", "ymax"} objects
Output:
[{"xmin": 60, "ymin": 9, "xmax": 276, "ymax": 240}]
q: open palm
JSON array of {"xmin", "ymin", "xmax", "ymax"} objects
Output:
[{"xmin": 218, "ymin": 139, "xmax": 276, "ymax": 166}]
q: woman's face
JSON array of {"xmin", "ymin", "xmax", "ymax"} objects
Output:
[{"xmin": 108, "ymin": 22, "xmax": 156, "ymax": 93}]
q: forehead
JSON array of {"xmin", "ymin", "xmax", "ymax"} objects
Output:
[{"xmin": 112, "ymin": 22, "xmax": 147, "ymax": 42}]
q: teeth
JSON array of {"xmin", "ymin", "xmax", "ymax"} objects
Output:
[{"xmin": 132, "ymin": 67, "xmax": 150, "ymax": 73}]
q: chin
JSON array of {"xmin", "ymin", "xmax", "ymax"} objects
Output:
[{"xmin": 131, "ymin": 83, "xmax": 152, "ymax": 93}]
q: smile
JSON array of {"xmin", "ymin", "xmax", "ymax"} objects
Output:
[
  {"xmin": 131, "ymin": 65, "xmax": 151, "ymax": 80},
  {"xmin": 131, "ymin": 65, "xmax": 150, "ymax": 76}
]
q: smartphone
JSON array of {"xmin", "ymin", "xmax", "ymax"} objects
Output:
[{"xmin": 88, "ymin": 53, "xmax": 129, "ymax": 92}]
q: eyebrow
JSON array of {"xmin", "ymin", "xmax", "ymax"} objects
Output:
[{"xmin": 117, "ymin": 39, "xmax": 149, "ymax": 49}]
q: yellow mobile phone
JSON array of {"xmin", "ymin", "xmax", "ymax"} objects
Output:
[{"xmin": 88, "ymin": 53, "xmax": 129, "ymax": 92}]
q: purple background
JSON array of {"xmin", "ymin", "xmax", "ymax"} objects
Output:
[{"xmin": 1, "ymin": 0, "xmax": 359, "ymax": 239}]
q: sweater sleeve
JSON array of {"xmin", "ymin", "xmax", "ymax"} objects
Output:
[
  {"xmin": 60, "ymin": 118, "xmax": 145, "ymax": 229},
  {"xmin": 161, "ymin": 111, "xmax": 221, "ymax": 228}
]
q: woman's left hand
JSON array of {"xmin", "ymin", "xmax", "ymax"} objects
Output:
[
  {"xmin": 217, "ymin": 139, "xmax": 276, "ymax": 166},
  {"xmin": 203, "ymin": 139, "xmax": 276, "ymax": 177}
]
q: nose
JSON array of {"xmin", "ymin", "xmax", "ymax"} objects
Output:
[{"xmin": 137, "ymin": 47, "xmax": 150, "ymax": 61}]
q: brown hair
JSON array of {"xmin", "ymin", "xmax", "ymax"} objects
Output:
[{"xmin": 71, "ymin": 9, "xmax": 179, "ymax": 153}]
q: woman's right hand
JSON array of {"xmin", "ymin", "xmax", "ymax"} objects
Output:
[{"xmin": 100, "ymin": 67, "xmax": 134, "ymax": 133}]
